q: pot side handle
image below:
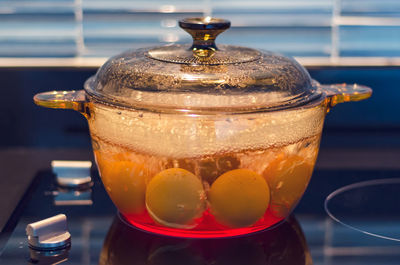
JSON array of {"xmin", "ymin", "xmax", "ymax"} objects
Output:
[
  {"xmin": 34, "ymin": 90, "xmax": 89, "ymax": 117},
  {"xmin": 319, "ymin": 83, "xmax": 372, "ymax": 108}
]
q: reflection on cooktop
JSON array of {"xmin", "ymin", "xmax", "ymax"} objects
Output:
[
  {"xmin": 1, "ymin": 214, "xmax": 312, "ymax": 265},
  {"xmin": 100, "ymin": 215, "xmax": 311, "ymax": 265}
]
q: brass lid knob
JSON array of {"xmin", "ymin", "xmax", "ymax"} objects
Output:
[{"xmin": 179, "ymin": 17, "xmax": 230, "ymax": 60}]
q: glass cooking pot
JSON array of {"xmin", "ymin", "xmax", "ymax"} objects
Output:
[{"xmin": 34, "ymin": 17, "xmax": 372, "ymax": 238}]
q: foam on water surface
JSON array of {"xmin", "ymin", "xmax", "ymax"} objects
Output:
[{"xmin": 89, "ymin": 102, "xmax": 325, "ymax": 158}]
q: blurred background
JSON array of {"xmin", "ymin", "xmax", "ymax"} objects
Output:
[
  {"xmin": 1, "ymin": 0, "xmax": 400, "ymax": 58},
  {"xmin": 0, "ymin": 0, "xmax": 399, "ymax": 151}
]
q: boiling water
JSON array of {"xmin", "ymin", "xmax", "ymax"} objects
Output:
[
  {"xmin": 92, "ymin": 131, "xmax": 320, "ymax": 238},
  {"xmin": 88, "ymin": 100, "xmax": 325, "ymax": 237}
]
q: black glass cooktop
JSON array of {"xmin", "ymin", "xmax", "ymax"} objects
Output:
[{"xmin": 0, "ymin": 169, "xmax": 399, "ymax": 265}]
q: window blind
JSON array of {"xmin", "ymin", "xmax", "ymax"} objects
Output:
[{"xmin": 0, "ymin": 0, "xmax": 399, "ymax": 60}]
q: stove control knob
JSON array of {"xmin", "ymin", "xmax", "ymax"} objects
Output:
[
  {"xmin": 26, "ymin": 214, "xmax": 71, "ymax": 250},
  {"xmin": 52, "ymin": 160, "xmax": 92, "ymax": 188}
]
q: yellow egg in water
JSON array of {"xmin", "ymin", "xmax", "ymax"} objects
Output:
[
  {"xmin": 263, "ymin": 154, "xmax": 314, "ymax": 218},
  {"xmin": 209, "ymin": 169, "xmax": 270, "ymax": 228},
  {"xmin": 146, "ymin": 168, "xmax": 206, "ymax": 229},
  {"xmin": 99, "ymin": 159, "xmax": 148, "ymax": 215}
]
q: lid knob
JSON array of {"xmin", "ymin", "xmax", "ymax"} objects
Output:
[{"xmin": 179, "ymin": 17, "xmax": 230, "ymax": 60}]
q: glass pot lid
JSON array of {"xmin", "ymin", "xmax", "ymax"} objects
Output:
[{"xmin": 84, "ymin": 17, "xmax": 322, "ymax": 113}]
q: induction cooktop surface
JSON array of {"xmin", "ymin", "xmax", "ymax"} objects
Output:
[{"xmin": 0, "ymin": 167, "xmax": 399, "ymax": 265}]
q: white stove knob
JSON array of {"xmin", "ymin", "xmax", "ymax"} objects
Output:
[
  {"xmin": 51, "ymin": 160, "xmax": 92, "ymax": 188},
  {"xmin": 26, "ymin": 214, "xmax": 71, "ymax": 250}
]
